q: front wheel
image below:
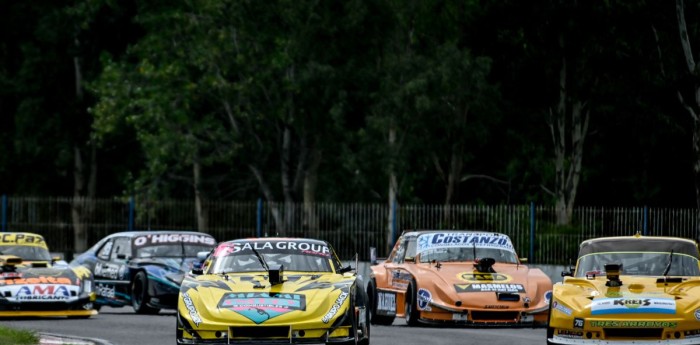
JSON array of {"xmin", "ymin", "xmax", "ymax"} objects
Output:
[
  {"xmin": 367, "ymin": 279, "xmax": 395, "ymax": 326},
  {"xmin": 131, "ymin": 271, "xmax": 160, "ymax": 314},
  {"xmin": 546, "ymin": 298, "xmax": 555, "ymax": 344},
  {"xmin": 404, "ymin": 280, "xmax": 420, "ymax": 326}
]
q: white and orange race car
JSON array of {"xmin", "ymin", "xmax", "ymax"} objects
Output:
[{"xmin": 368, "ymin": 230, "xmax": 552, "ymax": 326}]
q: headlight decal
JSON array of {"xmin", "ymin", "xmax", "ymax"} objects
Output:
[
  {"xmin": 322, "ymin": 291, "xmax": 349, "ymax": 323},
  {"xmin": 182, "ymin": 292, "xmax": 203, "ymax": 327}
]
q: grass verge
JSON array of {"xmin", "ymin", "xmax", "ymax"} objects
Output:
[{"xmin": 0, "ymin": 325, "xmax": 39, "ymax": 345}]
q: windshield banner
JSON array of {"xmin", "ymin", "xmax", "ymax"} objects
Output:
[
  {"xmin": 214, "ymin": 240, "xmax": 331, "ymax": 257},
  {"xmin": 417, "ymin": 232, "xmax": 514, "ymax": 253},
  {"xmin": 133, "ymin": 233, "xmax": 216, "ymax": 247}
]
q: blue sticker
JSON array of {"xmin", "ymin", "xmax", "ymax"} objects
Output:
[
  {"xmin": 545, "ymin": 290, "xmax": 553, "ymax": 303},
  {"xmin": 417, "ymin": 288, "xmax": 431, "ymax": 310}
]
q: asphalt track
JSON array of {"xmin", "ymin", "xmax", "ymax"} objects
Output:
[{"xmin": 1, "ymin": 307, "xmax": 547, "ymax": 345}]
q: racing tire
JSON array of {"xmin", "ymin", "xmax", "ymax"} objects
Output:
[
  {"xmin": 367, "ymin": 279, "xmax": 395, "ymax": 325},
  {"xmin": 546, "ymin": 298, "xmax": 555, "ymax": 345},
  {"xmin": 131, "ymin": 271, "xmax": 160, "ymax": 314},
  {"xmin": 358, "ymin": 303, "xmax": 370, "ymax": 345},
  {"xmin": 404, "ymin": 279, "xmax": 420, "ymax": 327}
]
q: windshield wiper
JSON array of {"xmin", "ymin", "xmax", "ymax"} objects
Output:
[
  {"xmin": 662, "ymin": 250, "xmax": 674, "ymax": 276},
  {"xmin": 250, "ymin": 248, "xmax": 270, "ymax": 272}
]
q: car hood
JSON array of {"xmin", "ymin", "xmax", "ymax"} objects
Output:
[
  {"xmin": 408, "ymin": 261, "xmax": 552, "ymax": 309},
  {"xmin": 179, "ymin": 272, "xmax": 356, "ymax": 327},
  {"xmin": 554, "ymin": 275, "xmax": 700, "ymax": 316}
]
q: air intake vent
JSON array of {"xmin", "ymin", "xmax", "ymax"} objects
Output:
[
  {"xmin": 604, "ymin": 328, "xmax": 662, "ymax": 339},
  {"xmin": 230, "ymin": 326, "xmax": 290, "ymax": 339},
  {"xmin": 496, "ymin": 292, "xmax": 520, "ymax": 302}
]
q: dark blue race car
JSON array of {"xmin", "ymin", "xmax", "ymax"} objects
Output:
[{"xmin": 71, "ymin": 231, "xmax": 216, "ymax": 314}]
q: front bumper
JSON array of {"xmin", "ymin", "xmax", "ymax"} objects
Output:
[{"xmin": 415, "ymin": 300, "xmax": 549, "ymax": 326}]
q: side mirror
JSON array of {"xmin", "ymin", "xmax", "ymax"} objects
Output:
[
  {"xmin": 561, "ymin": 270, "xmax": 573, "ymax": 277},
  {"xmin": 338, "ymin": 265, "xmax": 353, "ymax": 274}
]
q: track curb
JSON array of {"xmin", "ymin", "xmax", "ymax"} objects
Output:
[{"xmin": 38, "ymin": 332, "xmax": 114, "ymax": 345}]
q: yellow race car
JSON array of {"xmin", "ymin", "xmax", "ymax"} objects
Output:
[
  {"xmin": 547, "ymin": 234, "xmax": 700, "ymax": 344},
  {"xmin": 176, "ymin": 237, "xmax": 369, "ymax": 345},
  {"xmin": 0, "ymin": 232, "xmax": 96, "ymax": 318}
]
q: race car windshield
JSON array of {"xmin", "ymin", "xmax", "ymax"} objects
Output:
[
  {"xmin": 0, "ymin": 246, "xmax": 52, "ymax": 261},
  {"xmin": 419, "ymin": 247, "xmax": 518, "ymax": 264},
  {"xmin": 576, "ymin": 252, "xmax": 700, "ymax": 277},
  {"xmin": 209, "ymin": 252, "xmax": 333, "ymax": 273},
  {"xmin": 135, "ymin": 244, "xmax": 214, "ymax": 258}
]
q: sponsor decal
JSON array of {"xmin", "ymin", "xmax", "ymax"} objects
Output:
[
  {"xmin": 573, "ymin": 318, "xmax": 584, "ymax": 329},
  {"xmin": 557, "ymin": 330, "xmax": 583, "ymax": 339},
  {"xmin": 0, "ymin": 233, "xmax": 46, "ymax": 247},
  {"xmin": 322, "ymin": 291, "xmax": 349, "ymax": 323},
  {"xmin": 695, "ymin": 309, "xmax": 700, "ymax": 322},
  {"xmin": 417, "ymin": 288, "xmax": 431, "ymax": 311},
  {"xmin": 484, "ymin": 305, "xmax": 509, "ymax": 309},
  {"xmin": 416, "ymin": 232, "xmax": 515, "ymax": 253},
  {"xmin": 458, "ymin": 272, "xmax": 511, "ymax": 283},
  {"xmin": 0, "ymin": 276, "xmax": 72, "ymax": 286},
  {"xmin": 591, "ymin": 297, "xmax": 676, "ymax": 315},
  {"xmin": 0, "ymin": 272, "xmax": 21, "ymax": 278},
  {"xmin": 214, "ymin": 241, "xmax": 330, "ymax": 257},
  {"xmin": 95, "ymin": 263, "xmax": 121, "ymax": 280},
  {"xmin": 590, "ymin": 320, "xmax": 678, "ymax": 328},
  {"xmin": 96, "ymin": 283, "xmax": 115, "ymax": 299},
  {"xmin": 182, "ymin": 292, "xmax": 202, "ymax": 327},
  {"xmin": 552, "ymin": 301, "xmax": 572, "ymax": 316},
  {"xmin": 71, "ymin": 266, "xmax": 92, "ymax": 280},
  {"xmin": 376, "ymin": 291, "xmax": 396, "ymax": 316},
  {"xmin": 134, "ymin": 234, "xmax": 216, "ymax": 247},
  {"xmin": 218, "ymin": 292, "xmax": 306, "ymax": 324},
  {"xmin": 16, "ymin": 284, "xmax": 75, "ymax": 300},
  {"xmin": 455, "ymin": 283, "xmax": 524, "ymax": 293},
  {"xmin": 545, "ymin": 290, "xmax": 552, "ymax": 303}
]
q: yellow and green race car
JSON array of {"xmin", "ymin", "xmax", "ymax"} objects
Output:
[
  {"xmin": 0, "ymin": 232, "xmax": 96, "ymax": 318},
  {"xmin": 547, "ymin": 234, "xmax": 700, "ymax": 344},
  {"xmin": 176, "ymin": 237, "xmax": 370, "ymax": 345}
]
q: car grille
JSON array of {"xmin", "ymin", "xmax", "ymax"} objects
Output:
[
  {"xmin": 229, "ymin": 326, "xmax": 290, "ymax": 339},
  {"xmin": 604, "ymin": 328, "xmax": 663, "ymax": 339},
  {"xmin": 470, "ymin": 311, "xmax": 519, "ymax": 322}
]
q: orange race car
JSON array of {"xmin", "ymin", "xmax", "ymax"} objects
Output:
[{"xmin": 368, "ymin": 230, "xmax": 552, "ymax": 326}]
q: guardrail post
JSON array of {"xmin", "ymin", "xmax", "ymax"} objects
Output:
[
  {"xmin": 1, "ymin": 195, "xmax": 6, "ymax": 232},
  {"xmin": 529, "ymin": 201, "xmax": 535, "ymax": 263},
  {"xmin": 128, "ymin": 196, "xmax": 135, "ymax": 231},
  {"xmin": 256, "ymin": 198, "xmax": 263, "ymax": 237}
]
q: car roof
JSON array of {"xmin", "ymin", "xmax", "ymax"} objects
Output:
[
  {"xmin": 104, "ymin": 230, "xmax": 214, "ymax": 239},
  {"xmin": 220, "ymin": 237, "xmax": 329, "ymax": 245},
  {"xmin": 579, "ymin": 235, "xmax": 699, "ymax": 258},
  {"xmin": 401, "ymin": 229, "xmax": 510, "ymax": 238}
]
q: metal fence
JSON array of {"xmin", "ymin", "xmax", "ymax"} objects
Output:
[{"xmin": 1, "ymin": 195, "xmax": 699, "ymax": 264}]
